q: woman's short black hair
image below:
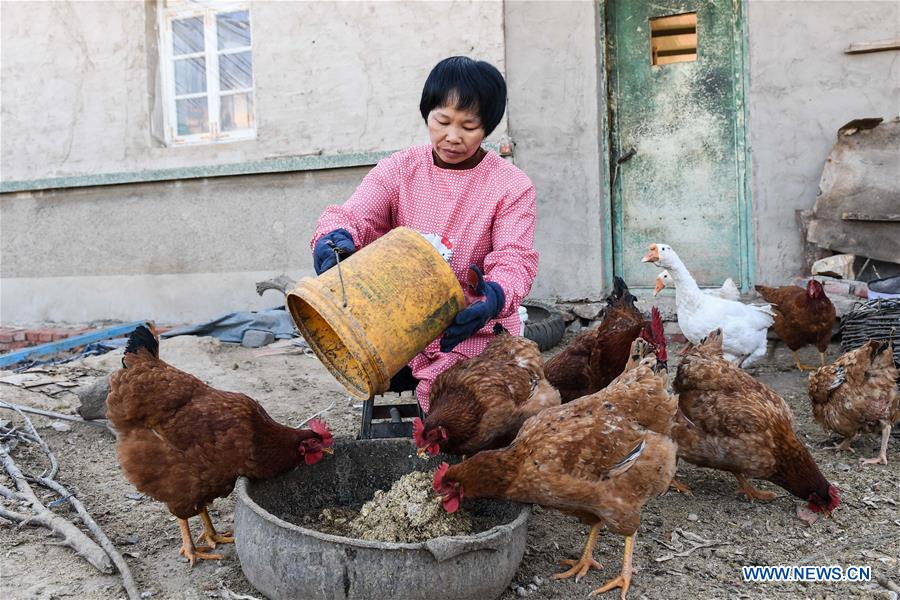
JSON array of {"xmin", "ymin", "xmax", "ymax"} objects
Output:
[{"xmin": 419, "ymin": 56, "xmax": 507, "ymax": 137}]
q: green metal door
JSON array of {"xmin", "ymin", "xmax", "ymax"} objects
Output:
[{"xmin": 607, "ymin": 0, "xmax": 750, "ymax": 288}]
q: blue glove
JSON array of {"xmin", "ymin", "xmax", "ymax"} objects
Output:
[
  {"xmin": 440, "ymin": 265, "xmax": 505, "ymax": 352},
  {"xmin": 313, "ymin": 229, "xmax": 355, "ymax": 275}
]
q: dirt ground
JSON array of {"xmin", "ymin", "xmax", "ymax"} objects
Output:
[{"xmin": 0, "ymin": 333, "xmax": 898, "ymax": 600}]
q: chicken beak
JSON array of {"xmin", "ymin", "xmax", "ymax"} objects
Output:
[
  {"xmin": 416, "ymin": 447, "xmax": 429, "ymax": 460},
  {"xmin": 653, "ymin": 278, "xmax": 665, "ymax": 296},
  {"xmin": 323, "ymin": 447, "xmax": 334, "ymax": 455},
  {"xmin": 642, "ymin": 246, "xmax": 660, "ymax": 263}
]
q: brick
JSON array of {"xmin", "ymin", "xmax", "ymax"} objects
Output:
[
  {"xmin": 0, "ymin": 332, "xmax": 13, "ymax": 343},
  {"xmin": 13, "ymin": 332, "xmax": 26, "ymax": 341},
  {"xmin": 25, "ymin": 332, "xmax": 42, "ymax": 341},
  {"xmin": 37, "ymin": 332, "xmax": 54, "ymax": 342}
]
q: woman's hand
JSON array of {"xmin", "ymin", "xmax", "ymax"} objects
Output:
[
  {"xmin": 313, "ymin": 229, "xmax": 355, "ymax": 275},
  {"xmin": 440, "ymin": 265, "xmax": 505, "ymax": 352}
]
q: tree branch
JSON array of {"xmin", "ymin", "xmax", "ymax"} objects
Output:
[
  {"xmin": 37, "ymin": 476, "xmax": 140, "ymax": 600},
  {"xmin": 0, "ymin": 401, "xmax": 57, "ymax": 479},
  {"xmin": 0, "ymin": 447, "xmax": 112, "ymax": 573}
]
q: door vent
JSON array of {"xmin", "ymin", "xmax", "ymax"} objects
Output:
[{"xmin": 650, "ymin": 12, "xmax": 697, "ymax": 65}]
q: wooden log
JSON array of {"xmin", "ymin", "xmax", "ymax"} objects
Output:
[
  {"xmin": 845, "ymin": 38, "xmax": 900, "ymax": 54},
  {"xmin": 807, "ymin": 218, "xmax": 900, "ymax": 264},
  {"xmin": 841, "ymin": 212, "xmax": 900, "ymax": 222}
]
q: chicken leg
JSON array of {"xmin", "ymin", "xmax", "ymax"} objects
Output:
[
  {"xmin": 733, "ymin": 473, "xmax": 776, "ymax": 501},
  {"xmin": 178, "ymin": 518, "xmax": 223, "ymax": 566},
  {"xmin": 589, "ymin": 534, "xmax": 634, "ymax": 599},
  {"xmin": 819, "ymin": 351, "xmax": 827, "ymax": 368},
  {"xmin": 859, "ymin": 422, "xmax": 892, "ymax": 466},
  {"xmin": 196, "ymin": 508, "xmax": 234, "ymax": 548},
  {"xmin": 792, "ymin": 351, "xmax": 816, "ymax": 372},
  {"xmin": 553, "ymin": 521, "xmax": 603, "ymax": 582}
]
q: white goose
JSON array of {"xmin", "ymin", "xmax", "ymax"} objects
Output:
[
  {"xmin": 653, "ymin": 269, "xmax": 741, "ymax": 301},
  {"xmin": 643, "ymin": 243, "xmax": 774, "ymax": 367}
]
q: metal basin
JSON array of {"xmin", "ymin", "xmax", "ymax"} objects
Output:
[{"xmin": 234, "ymin": 438, "xmax": 530, "ymax": 600}]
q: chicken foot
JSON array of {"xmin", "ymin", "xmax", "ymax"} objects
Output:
[
  {"xmin": 552, "ymin": 521, "xmax": 603, "ymax": 582},
  {"xmin": 859, "ymin": 422, "xmax": 892, "ymax": 466},
  {"xmin": 733, "ymin": 473, "xmax": 776, "ymax": 501},
  {"xmin": 791, "ymin": 351, "xmax": 817, "ymax": 372},
  {"xmin": 668, "ymin": 478, "xmax": 692, "ymax": 495},
  {"xmin": 178, "ymin": 518, "xmax": 223, "ymax": 566},
  {"xmin": 589, "ymin": 534, "xmax": 634, "ymax": 599},
  {"xmin": 197, "ymin": 508, "xmax": 234, "ymax": 548},
  {"xmin": 825, "ymin": 434, "xmax": 858, "ymax": 453}
]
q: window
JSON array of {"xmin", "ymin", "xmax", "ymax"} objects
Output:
[
  {"xmin": 160, "ymin": 1, "xmax": 255, "ymax": 144},
  {"xmin": 650, "ymin": 13, "xmax": 697, "ymax": 66}
]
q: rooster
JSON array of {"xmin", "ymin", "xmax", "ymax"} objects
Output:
[
  {"xmin": 107, "ymin": 325, "xmax": 334, "ymax": 565},
  {"xmin": 413, "ymin": 324, "xmax": 559, "ymax": 457},
  {"xmin": 755, "ymin": 280, "xmax": 836, "ymax": 371},
  {"xmin": 545, "ymin": 276, "xmax": 645, "ymax": 402},
  {"xmin": 672, "ymin": 329, "xmax": 840, "ymax": 515},
  {"xmin": 434, "ymin": 337, "xmax": 676, "ymax": 598},
  {"xmin": 809, "ymin": 340, "xmax": 899, "ymax": 465}
]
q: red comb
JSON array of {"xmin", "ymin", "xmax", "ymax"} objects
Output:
[
  {"xmin": 433, "ymin": 461, "xmax": 450, "ymax": 494},
  {"xmin": 308, "ymin": 419, "xmax": 329, "ymax": 436},
  {"xmin": 412, "ymin": 417, "xmax": 426, "ymax": 447},
  {"xmin": 651, "ymin": 307, "xmax": 667, "ymax": 361},
  {"xmin": 308, "ymin": 419, "xmax": 334, "ymax": 447}
]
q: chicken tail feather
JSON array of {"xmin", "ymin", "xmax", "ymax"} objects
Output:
[{"xmin": 125, "ymin": 325, "xmax": 159, "ymax": 360}]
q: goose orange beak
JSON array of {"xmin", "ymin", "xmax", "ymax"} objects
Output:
[
  {"xmin": 642, "ymin": 244, "xmax": 660, "ymax": 263},
  {"xmin": 653, "ymin": 277, "xmax": 665, "ymax": 296}
]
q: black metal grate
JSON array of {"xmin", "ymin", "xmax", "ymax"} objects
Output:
[{"xmin": 839, "ymin": 298, "xmax": 900, "ymax": 367}]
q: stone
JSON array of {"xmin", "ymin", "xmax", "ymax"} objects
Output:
[
  {"xmin": 241, "ymin": 329, "xmax": 275, "ymax": 348},
  {"xmin": 572, "ymin": 302, "xmax": 604, "ymax": 320},
  {"xmin": 812, "ymin": 254, "xmax": 855, "ymax": 280},
  {"xmin": 566, "ymin": 321, "xmax": 583, "ymax": 334},
  {"xmin": 75, "ymin": 375, "xmax": 110, "ymax": 420},
  {"xmin": 514, "ymin": 586, "xmax": 527, "ymax": 597},
  {"xmin": 687, "ymin": 513, "xmax": 699, "ymax": 522}
]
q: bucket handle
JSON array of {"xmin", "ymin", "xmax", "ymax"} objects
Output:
[
  {"xmin": 424, "ymin": 527, "xmax": 510, "ymax": 562},
  {"xmin": 326, "ymin": 240, "xmax": 349, "ymax": 308}
]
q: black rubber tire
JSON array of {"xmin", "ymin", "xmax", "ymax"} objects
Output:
[{"xmin": 522, "ymin": 300, "xmax": 566, "ymax": 351}]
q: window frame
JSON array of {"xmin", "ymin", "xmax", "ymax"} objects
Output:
[{"xmin": 158, "ymin": 0, "xmax": 256, "ymax": 145}]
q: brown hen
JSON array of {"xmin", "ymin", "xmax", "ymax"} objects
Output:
[
  {"xmin": 672, "ymin": 330, "xmax": 840, "ymax": 514},
  {"xmin": 414, "ymin": 324, "xmax": 560, "ymax": 457},
  {"xmin": 107, "ymin": 326, "xmax": 333, "ymax": 565},
  {"xmin": 434, "ymin": 338, "xmax": 676, "ymax": 599},
  {"xmin": 546, "ymin": 277, "xmax": 645, "ymax": 403},
  {"xmin": 809, "ymin": 340, "xmax": 899, "ymax": 465},
  {"xmin": 755, "ymin": 280, "xmax": 836, "ymax": 370}
]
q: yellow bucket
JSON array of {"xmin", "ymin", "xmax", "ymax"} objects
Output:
[{"xmin": 287, "ymin": 227, "xmax": 465, "ymax": 399}]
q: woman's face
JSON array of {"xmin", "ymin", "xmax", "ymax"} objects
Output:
[{"xmin": 427, "ymin": 104, "xmax": 485, "ymax": 164}]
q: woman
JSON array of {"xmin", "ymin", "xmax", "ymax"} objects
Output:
[{"xmin": 311, "ymin": 56, "xmax": 538, "ymax": 412}]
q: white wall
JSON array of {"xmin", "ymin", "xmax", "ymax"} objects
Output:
[
  {"xmin": 506, "ymin": 1, "xmax": 607, "ymax": 302},
  {"xmin": 747, "ymin": 0, "xmax": 900, "ymax": 284},
  {"xmin": 0, "ymin": 0, "xmax": 506, "ymax": 182}
]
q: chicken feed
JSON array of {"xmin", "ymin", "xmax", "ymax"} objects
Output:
[{"xmin": 307, "ymin": 470, "xmax": 474, "ymax": 543}]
